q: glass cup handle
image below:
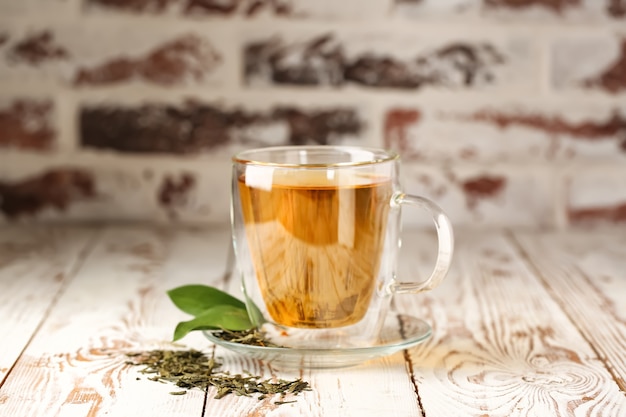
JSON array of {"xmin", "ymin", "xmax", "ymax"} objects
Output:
[{"xmin": 390, "ymin": 192, "xmax": 454, "ymax": 294}]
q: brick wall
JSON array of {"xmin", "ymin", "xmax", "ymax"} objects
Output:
[{"xmin": 0, "ymin": 0, "xmax": 625, "ymax": 228}]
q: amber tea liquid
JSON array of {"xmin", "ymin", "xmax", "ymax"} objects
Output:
[{"xmin": 238, "ymin": 172, "xmax": 392, "ymax": 328}]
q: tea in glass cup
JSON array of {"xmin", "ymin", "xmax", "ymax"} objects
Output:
[{"xmin": 231, "ymin": 146, "xmax": 453, "ymax": 349}]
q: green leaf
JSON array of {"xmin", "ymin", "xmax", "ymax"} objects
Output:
[
  {"xmin": 173, "ymin": 305, "xmax": 254, "ymax": 341},
  {"xmin": 167, "ymin": 284, "xmax": 246, "ymax": 316},
  {"xmin": 245, "ymin": 295, "xmax": 265, "ymax": 327}
]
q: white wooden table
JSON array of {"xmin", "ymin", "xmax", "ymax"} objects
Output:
[{"xmin": 1, "ymin": 225, "xmax": 625, "ymax": 417}]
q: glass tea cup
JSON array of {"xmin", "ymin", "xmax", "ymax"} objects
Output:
[{"xmin": 231, "ymin": 146, "xmax": 453, "ymax": 349}]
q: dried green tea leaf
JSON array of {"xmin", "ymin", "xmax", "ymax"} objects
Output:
[
  {"xmin": 212, "ymin": 329, "xmax": 281, "ymax": 347},
  {"xmin": 127, "ymin": 350, "xmax": 311, "ymax": 404}
]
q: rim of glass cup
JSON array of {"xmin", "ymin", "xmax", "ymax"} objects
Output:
[{"xmin": 232, "ymin": 145, "xmax": 399, "ymax": 168}]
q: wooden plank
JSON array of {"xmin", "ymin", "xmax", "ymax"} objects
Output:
[
  {"xmin": 513, "ymin": 230, "xmax": 626, "ymax": 392},
  {"xmin": 0, "ymin": 226, "xmax": 97, "ymax": 385},
  {"xmin": 206, "ymin": 234, "xmax": 422, "ymax": 416},
  {"xmin": 393, "ymin": 230, "xmax": 626, "ymax": 416},
  {"xmin": 5, "ymin": 226, "xmax": 624, "ymax": 416},
  {"xmin": 201, "ymin": 348, "xmax": 421, "ymax": 417},
  {"xmin": 1, "ymin": 225, "xmax": 421, "ymax": 417},
  {"xmin": 0, "ymin": 225, "xmax": 233, "ymax": 417}
]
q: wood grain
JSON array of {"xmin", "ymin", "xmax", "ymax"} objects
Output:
[
  {"xmin": 393, "ymin": 231, "xmax": 626, "ymax": 417},
  {"xmin": 513, "ymin": 230, "xmax": 626, "ymax": 392},
  {"xmin": 199, "ymin": 344, "xmax": 421, "ymax": 417},
  {"xmin": 190, "ymin": 233, "xmax": 422, "ymax": 417},
  {"xmin": 1, "ymin": 226, "xmax": 420, "ymax": 417},
  {"xmin": 0, "ymin": 226, "xmax": 231, "ymax": 417},
  {"xmin": 0, "ymin": 226, "xmax": 97, "ymax": 385},
  {"xmin": 1, "ymin": 226, "xmax": 626, "ymax": 417}
]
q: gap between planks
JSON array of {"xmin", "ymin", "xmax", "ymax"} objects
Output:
[{"xmin": 505, "ymin": 229, "xmax": 626, "ymax": 393}]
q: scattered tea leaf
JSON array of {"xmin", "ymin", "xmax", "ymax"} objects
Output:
[
  {"xmin": 154, "ymin": 287, "xmax": 310, "ymax": 404},
  {"xmin": 127, "ymin": 350, "xmax": 311, "ymax": 404},
  {"xmin": 212, "ymin": 328, "xmax": 282, "ymax": 347}
]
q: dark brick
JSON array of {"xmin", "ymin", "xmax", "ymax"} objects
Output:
[
  {"xmin": 437, "ymin": 43, "xmax": 506, "ymax": 83},
  {"xmin": 383, "ymin": 109, "xmax": 421, "ymax": 152},
  {"xmin": 272, "ymin": 107, "xmax": 362, "ymax": 145},
  {"xmin": 185, "ymin": 0, "xmax": 293, "ymax": 16},
  {"xmin": 483, "ymin": 0, "xmax": 581, "ymax": 14},
  {"xmin": 158, "ymin": 172, "xmax": 196, "ymax": 219},
  {"xmin": 462, "ymin": 175, "xmax": 506, "ymax": 208},
  {"xmin": 81, "ymin": 103, "xmax": 227, "ymax": 153},
  {"xmin": 0, "ymin": 99, "xmax": 55, "ymax": 150},
  {"xmin": 246, "ymin": 34, "xmax": 345, "ymax": 86},
  {"xmin": 462, "ymin": 108, "xmax": 626, "ymax": 145},
  {"xmin": 85, "ymin": 0, "xmax": 178, "ymax": 13},
  {"xmin": 74, "ymin": 34, "xmax": 221, "ymax": 86},
  {"xmin": 569, "ymin": 202, "xmax": 626, "ymax": 224},
  {"xmin": 86, "ymin": 0, "xmax": 293, "ymax": 16},
  {"xmin": 345, "ymin": 55, "xmax": 421, "ymax": 88},
  {"xmin": 0, "ymin": 168, "xmax": 96, "ymax": 220},
  {"xmin": 80, "ymin": 101, "xmax": 363, "ymax": 154},
  {"xmin": 7, "ymin": 30, "xmax": 69, "ymax": 66},
  {"xmin": 607, "ymin": 0, "xmax": 626, "ymax": 17},
  {"xmin": 584, "ymin": 39, "xmax": 626, "ymax": 94},
  {"xmin": 245, "ymin": 34, "xmax": 506, "ymax": 89}
]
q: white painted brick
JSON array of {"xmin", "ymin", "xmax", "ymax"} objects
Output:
[
  {"xmin": 0, "ymin": 1, "xmax": 623, "ymax": 229},
  {"xmin": 384, "ymin": 99, "xmax": 626, "ymax": 162},
  {"xmin": 288, "ymin": 0, "xmax": 390, "ymax": 19},
  {"xmin": 551, "ymin": 32, "xmax": 626, "ymax": 94},
  {"xmin": 0, "ymin": 153, "xmax": 232, "ymax": 224},
  {"xmin": 564, "ymin": 164, "xmax": 626, "ymax": 225},
  {"xmin": 566, "ymin": 166, "xmax": 626, "ymax": 208},
  {"xmin": 0, "ymin": 20, "xmax": 235, "ymax": 89},
  {"xmin": 0, "ymin": 0, "xmax": 79, "ymax": 16},
  {"xmin": 400, "ymin": 163, "xmax": 555, "ymax": 228}
]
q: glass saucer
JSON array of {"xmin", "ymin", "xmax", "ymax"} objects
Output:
[{"xmin": 203, "ymin": 313, "xmax": 431, "ymax": 369}]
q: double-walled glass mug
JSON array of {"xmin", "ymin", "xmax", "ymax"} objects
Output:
[{"xmin": 231, "ymin": 146, "xmax": 453, "ymax": 349}]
